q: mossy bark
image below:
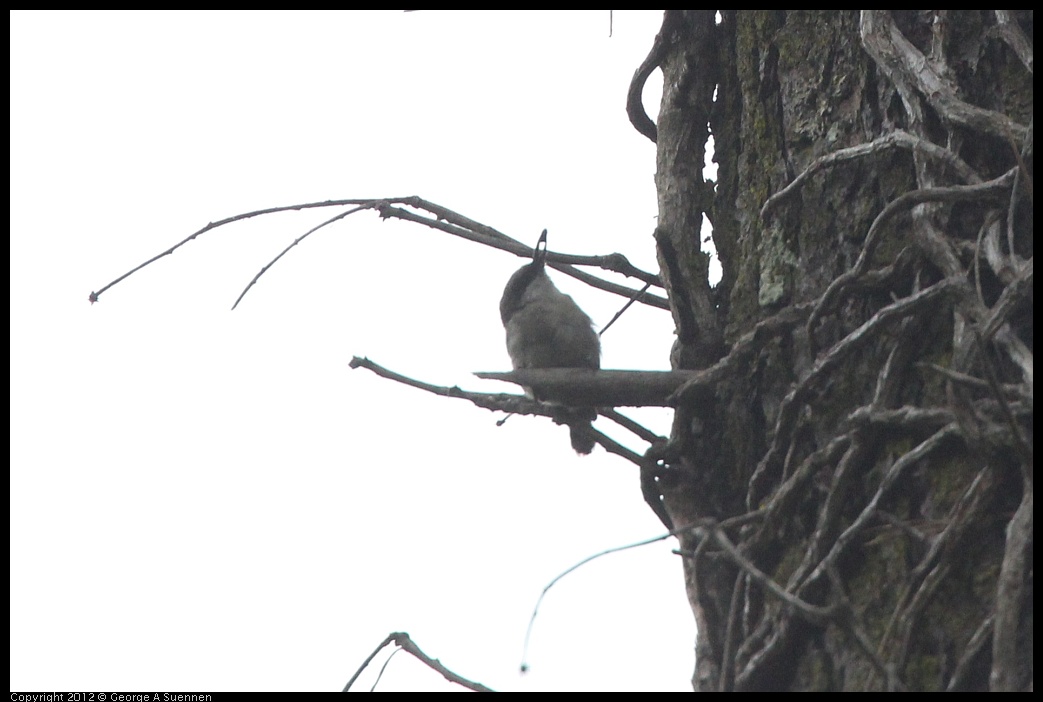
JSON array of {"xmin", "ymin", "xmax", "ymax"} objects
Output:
[{"xmin": 648, "ymin": 10, "xmax": 1032, "ymax": 691}]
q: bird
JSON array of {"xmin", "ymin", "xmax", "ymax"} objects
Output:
[{"xmin": 499, "ymin": 230, "xmax": 600, "ymax": 454}]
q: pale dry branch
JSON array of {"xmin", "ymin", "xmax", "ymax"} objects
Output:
[
  {"xmin": 477, "ymin": 368, "xmax": 698, "ymax": 408},
  {"xmin": 349, "ymin": 355, "xmax": 531, "ymax": 414},
  {"xmin": 352, "ymin": 358, "xmax": 671, "ymax": 465}
]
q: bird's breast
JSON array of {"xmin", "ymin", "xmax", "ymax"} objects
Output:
[{"xmin": 504, "ymin": 300, "xmax": 600, "ymax": 370}]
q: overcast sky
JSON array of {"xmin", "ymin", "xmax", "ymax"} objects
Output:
[{"xmin": 10, "ymin": 10, "xmax": 700, "ymax": 692}]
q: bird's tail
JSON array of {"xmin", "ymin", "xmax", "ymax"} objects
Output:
[{"xmin": 567, "ymin": 408, "xmax": 598, "ymax": 455}]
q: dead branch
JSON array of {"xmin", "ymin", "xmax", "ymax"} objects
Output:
[
  {"xmin": 231, "ymin": 204, "xmax": 369, "ymax": 310},
  {"xmin": 522, "ymin": 530, "xmax": 678, "ymax": 673},
  {"xmin": 91, "ymin": 195, "xmax": 667, "ymax": 311},
  {"xmin": 599, "ymin": 407, "xmax": 666, "ymax": 444},
  {"xmin": 89, "ymin": 197, "xmax": 401, "ymax": 304},
  {"xmin": 352, "ymin": 358, "xmax": 679, "ymax": 473},
  {"xmin": 627, "ymin": 11, "xmax": 681, "ymax": 143},
  {"xmin": 476, "ymin": 368, "xmax": 699, "ymax": 407},
  {"xmin": 343, "ymin": 631, "xmax": 494, "ymax": 692}
]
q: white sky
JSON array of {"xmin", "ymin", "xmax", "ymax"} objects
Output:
[{"xmin": 10, "ymin": 10, "xmax": 699, "ymax": 692}]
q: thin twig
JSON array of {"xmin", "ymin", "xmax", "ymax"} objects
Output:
[
  {"xmin": 344, "ymin": 632, "xmax": 398, "ymax": 692},
  {"xmin": 89, "ymin": 198, "xmax": 406, "ymax": 303},
  {"xmin": 599, "ymin": 407, "xmax": 665, "ymax": 444},
  {"xmin": 343, "ymin": 631, "xmax": 495, "ymax": 692},
  {"xmin": 599, "ymin": 281, "xmax": 653, "ymax": 336},
  {"xmin": 231, "ymin": 205, "xmax": 368, "ymax": 309},
  {"xmin": 369, "ymin": 647, "xmax": 403, "ymax": 692},
  {"xmin": 520, "ymin": 531, "xmax": 678, "ymax": 673},
  {"xmin": 91, "ymin": 195, "xmax": 666, "ymax": 310}
]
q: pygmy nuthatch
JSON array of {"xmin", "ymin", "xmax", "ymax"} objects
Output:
[{"xmin": 499, "ymin": 230, "xmax": 600, "ymax": 453}]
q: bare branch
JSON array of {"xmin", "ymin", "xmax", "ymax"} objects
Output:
[
  {"xmin": 231, "ymin": 204, "xmax": 369, "ymax": 310},
  {"xmin": 91, "ymin": 195, "xmax": 667, "ymax": 310},
  {"xmin": 599, "ymin": 281, "xmax": 655, "ymax": 336},
  {"xmin": 627, "ymin": 11, "xmax": 682, "ymax": 144},
  {"xmin": 353, "ymin": 359, "xmax": 668, "ymax": 468},
  {"xmin": 89, "ymin": 197, "xmax": 406, "ymax": 303},
  {"xmin": 368, "ymin": 647, "xmax": 403, "ymax": 692},
  {"xmin": 375, "ymin": 202, "xmax": 671, "ymax": 308},
  {"xmin": 350, "ymin": 356, "xmax": 530, "ymax": 414},
  {"xmin": 477, "ymin": 368, "xmax": 699, "ymax": 407},
  {"xmin": 599, "ymin": 407, "xmax": 666, "ymax": 444},
  {"xmin": 343, "ymin": 631, "xmax": 494, "ymax": 692},
  {"xmin": 521, "ymin": 530, "xmax": 678, "ymax": 673}
]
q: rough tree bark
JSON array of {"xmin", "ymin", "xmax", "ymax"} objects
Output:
[
  {"xmin": 90, "ymin": 10, "xmax": 1032, "ymax": 692},
  {"xmin": 633, "ymin": 10, "xmax": 1032, "ymax": 691}
]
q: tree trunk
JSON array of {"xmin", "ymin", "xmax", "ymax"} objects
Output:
[{"xmin": 643, "ymin": 10, "xmax": 1032, "ymax": 691}]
